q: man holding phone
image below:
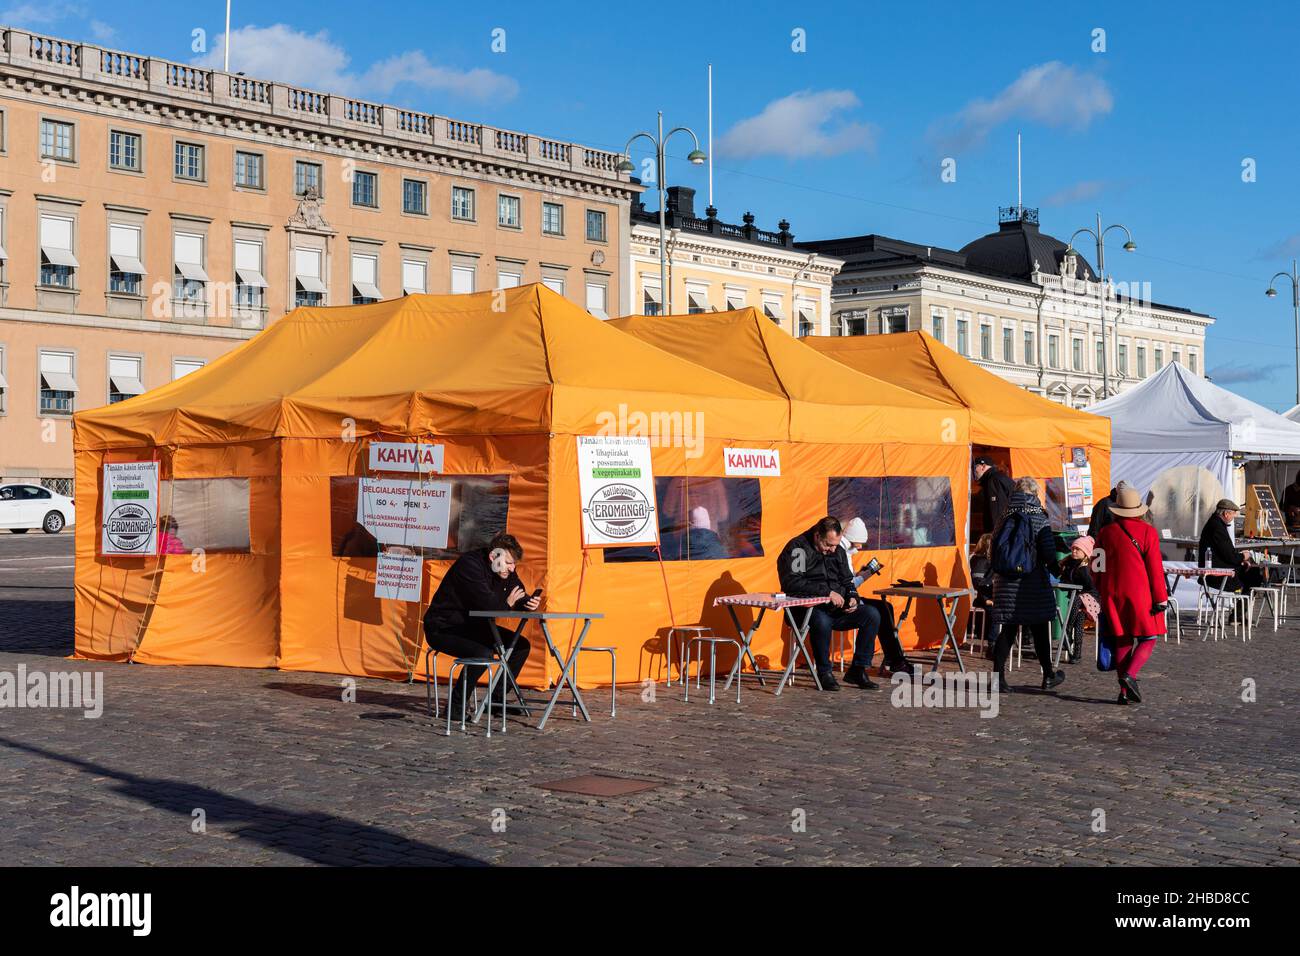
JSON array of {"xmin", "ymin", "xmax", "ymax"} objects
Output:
[
  {"xmin": 423, "ymin": 531, "xmax": 540, "ymax": 714},
  {"xmin": 776, "ymin": 517, "xmax": 884, "ymax": 691}
]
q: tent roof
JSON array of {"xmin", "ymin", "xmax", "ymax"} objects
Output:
[
  {"xmin": 1088, "ymin": 361, "xmax": 1300, "ymax": 457},
  {"xmin": 608, "ymin": 309, "xmax": 967, "ymax": 445},
  {"xmin": 804, "ymin": 331, "xmax": 1109, "ymax": 450},
  {"xmin": 74, "ymin": 285, "xmax": 789, "ymax": 449}
]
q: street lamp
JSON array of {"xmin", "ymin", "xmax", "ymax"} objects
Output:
[
  {"xmin": 1066, "ymin": 214, "xmax": 1137, "ymax": 399},
  {"xmin": 1266, "ymin": 259, "xmax": 1300, "ymax": 406},
  {"xmin": 620, "ymin": 112, "xmax": 706, "ymax": 315}
]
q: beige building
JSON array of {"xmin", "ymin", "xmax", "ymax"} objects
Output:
[
  {"xmin": 0, "ymin": 26, "xmax": 636, "ymax": 491},
  {"xmin": 626, "ymin": 186, "xmax": 841, "ymax": 333},
  {"xmin": 800, "ymin": 207, "xmax": 1213, "ymax": 407}
]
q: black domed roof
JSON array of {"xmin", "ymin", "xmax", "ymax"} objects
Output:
[{"xmin": 959, "ymin": 208, "xmax": 1097, "ymax": 282}]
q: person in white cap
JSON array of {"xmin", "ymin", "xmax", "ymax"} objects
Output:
[{"xmin": 839, "ymin": 516, "xmax": 912, "ymax": 681}]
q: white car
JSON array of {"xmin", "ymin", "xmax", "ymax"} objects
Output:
[{"xmin": 0, "ymin": 483, "xmax": 75, "ymax": 534}]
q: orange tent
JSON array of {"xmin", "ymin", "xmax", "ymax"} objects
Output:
[
  {"xmin": 611, "ymin": 309, "xmax": 973, "ymax": 647},
  {"xmin": 806, "ymin": 331, "xmax": 1110, "ymax": 534}
]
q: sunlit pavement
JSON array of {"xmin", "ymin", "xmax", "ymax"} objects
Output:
[{"xmin": 1, "ymin": 534, "xmax": 1296, "ymax": 866}]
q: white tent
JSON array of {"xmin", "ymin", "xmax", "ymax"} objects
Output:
[{"xmin": 1089, "ymin": 363, "xmax": 1300, "ymax": 538}]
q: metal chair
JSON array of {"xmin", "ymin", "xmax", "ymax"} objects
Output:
[
  {"xmin": 1163, "ymin": 597, "xmax": 1182, "ymax": 644},
  {"xmin": 576, "ymin": 645, "xmax": 618, "ymax": 717},
  {"xmin": 445, "ymin": 659, "xmax": 506, "ymax": 737},
  {"xmin": 1251, "ymin": 587, "xmax": 1280, "ymax": 634},
  {"xmin": 965, "ymin": 606, "xmax": 987, "ymax": 656},
  {"xmin": 423, "ymin": 647, "xmax": 441, "ymax": 717},
  {"xmin": 665, "ymin": 625, "xmax": 711, "ymax": 687},
  {"xmin": 684, "ymin": 636, "xmax": 742, "ymax": 704}
]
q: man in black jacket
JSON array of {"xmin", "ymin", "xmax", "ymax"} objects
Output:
[
  {"xmin": 424, "ymin": 532, "xmax": 540, "ymax": 713},
  {"xmin": 974, "ymin": 457, "xmax": 1015, "ymax": 535},
  {"xmin": 776, "ymin": 517, "xmax": 883, "ymax": 691},
  {"xmin": 1198, "ymin": 499, "xmax": 1264, "ymax": 595}
]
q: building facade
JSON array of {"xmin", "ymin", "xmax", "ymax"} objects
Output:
[
  {"xmin": 0, "ymin": 26, "xmax": 636, "ymax": 491},
  {"xmin": 626, "ymin": 186, "xmax": 841, "ymax": 334},
  {"xmin": 799, "ymin": 208, "xmax": 1213, "ymax": 407}
]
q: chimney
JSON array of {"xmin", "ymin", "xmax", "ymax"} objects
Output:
[{"xmin": 666, "ymin": 185, "xmax": 696, "ymax": 219}]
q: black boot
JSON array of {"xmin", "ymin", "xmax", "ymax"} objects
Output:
[
  {"xmin": 843, "ymin": 664, "xmax": 878, "ymax": 689},
  {"xmin": 1041, "ymin": 669, "xmax": 1066, "ymax": 691},
  {"xmin": 815, "ymin": 669, "xmax": 840, "ymax": 692}
]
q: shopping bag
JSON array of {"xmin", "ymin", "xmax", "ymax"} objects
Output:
[{"xmin": 1095, "ymin": 615, "xmax": 1116, "ymax": 672}]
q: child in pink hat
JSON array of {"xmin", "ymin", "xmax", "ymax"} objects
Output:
[{"xmin": 1057, "ymin": 535, "xmax": 1098, "ymax": 663}]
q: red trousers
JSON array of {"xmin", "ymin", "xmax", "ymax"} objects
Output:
[{"xmin": 1115, "ymin": 635, "xmax": 1156, "ymax": 680}]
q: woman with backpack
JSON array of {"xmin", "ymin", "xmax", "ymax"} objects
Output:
[
  {"xmin": 1094, "ymin": 486, "xmax": 1168, "ymax": 704},
  {"xmin": 988, "ymin": 477, "xmax": 1067, "ymax": 694}
]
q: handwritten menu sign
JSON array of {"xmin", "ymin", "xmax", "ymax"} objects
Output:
[{"xmin": 1245, "ymin": 484, "xmax": 1288, "ymax": 539}]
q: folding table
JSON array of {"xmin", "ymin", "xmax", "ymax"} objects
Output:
[
  {"xmin": 467, "ymin": 610, "xmax": 605, "ymax": 730},
  {"xmin": 872, "ymin": 585, "xmax": 973, "ymax": 673},
  {"xmin": 712, "ymin": 593, "xmax": 828, "ymax": 695},
  {"xmin": 1050, "ymin": 581, "xmax": 1082, "ymax": 669}
]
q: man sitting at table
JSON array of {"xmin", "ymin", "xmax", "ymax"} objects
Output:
[
  {"xmin": 1198, "ymin": 499, "xmax": 1265, "ymax": 601},
  {"xmin": 423, "ymin": 532, "xmax": 541, "ymax": 715},
  {"xmin": 777, "ymin": 516, "xmax": 884, "ymax": 691}
]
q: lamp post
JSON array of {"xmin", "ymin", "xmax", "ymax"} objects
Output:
[
  {"xmin": 1266, "ymin": 258, "xmax": 1300, "ymax": 407},
  {"xmin": 1066, "ymin": 213, "xmax": 1136, "ymax": 399},
  {"xmin": 618, "ymin": 113, "xmax": 706, "ymax": 316}
]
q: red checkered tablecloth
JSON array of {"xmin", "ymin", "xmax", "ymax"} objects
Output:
[{"xmin": 713, "ymin": 592, "xmax": 828, "ymax": 611}]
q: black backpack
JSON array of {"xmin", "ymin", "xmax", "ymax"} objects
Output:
[{"xmin": 992, "ymin": 510, "xmax": 1037, "ymax": 578}]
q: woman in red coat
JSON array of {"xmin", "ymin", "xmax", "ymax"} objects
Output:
[{"xmin": 1095, "ymin": 487, "xmax": 1168, "ymax": 705}]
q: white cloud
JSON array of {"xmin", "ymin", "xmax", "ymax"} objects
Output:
[
  {"xmin": 196, "ymin": 24, "xmax": 517, "ymax": 104},
  {"xmin": 931, "ymin": 62, "xmax": 1113, "ymax": 153},
  {"xmin": 89, "ymin": 19, "xmax": 117, "ymax": 44},
  {"xmin": 717, "ymin": 89, "xmax": 877, "ymax": 160},
  {"xmin": 1208, "ymin": 362, "xmax": 1287, "ymax": 385},
  {"xmin": 0, "ymin": 1, "xmax": 82, "ymax": 27},
  {"xmin": 1041, "ymin": 179, "xmax": 1110, "ymax": 207},
  {"xmin": 1256, "ymin": 233, "xmax": 1300, "ymax": 262}
]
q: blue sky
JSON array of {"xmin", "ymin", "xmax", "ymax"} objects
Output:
[{"xmin": 8, "ymin": 0, "xmax": 1300, "ymax": 408}]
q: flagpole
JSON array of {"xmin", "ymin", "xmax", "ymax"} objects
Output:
[
  {"xmin": 707, "ymin": 63, "xmax": 713, "ymax": 210},
  {"xmin": 224, "ymin": 0, "xmax": 231, "ymax": 72}
]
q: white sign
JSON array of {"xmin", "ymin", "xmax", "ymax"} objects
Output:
[
  {"xmin": 577, "ymin": 435, "xmax": 657, "ymax": 548},
  {"xmin": 357, "ymin": 478, "xmax": 453, "ymax": 549},
  {"xmin": 724, "ymin": 447, "xmax": 781, "ymax": 477},
  {"xmin": 368, "ymin": 442, "xmax": 444, "ymax": 473},
  {"xmin": 374, "ymin": 551, "xmax": 423, "ymax": 602},
  {"xmin": 101, "ymin": 461, "xmax": 159, "ymax": 555}
]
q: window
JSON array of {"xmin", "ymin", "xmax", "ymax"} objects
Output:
[
  {"xmin": 295, "ymin": 160, "xmax": 322, "ymax": 197},
  {"xmin": 1024, "ymin": 330, "xmax": 1034, "ymax": 366},
  {"xmin": 542, "ymin": 275, "xmax": 565, "ymax": 296},
  {"xmin": 827, "ymin": 476, "xmax": 956, "ymax": 550},
  {"xmin": 107, "ymin": 355, "xmax": 144, "ymax": 405},
  {"xmin": 586, "ymin": 282, "xmax": 609, "ymax": 320},
  {"xmin": 331, "ymin": 475, "xmax": 510, "ymax": 560},
  {"xmin": 497, "ymin": 194, "xmax": 521, "ymax": 228},
  {"xmin": 352, "ymin": 170, "xmax": 377, "ymax": 207},
  {"xmin": 1118, "ymin": 343, "xmax": 1129, "ymax": 375},
  {"xmin": 1048, "ymin": 334, "xmax": 1060, "ymax": 369},
  {"xmin": 643, "ymin": 284, "xmax": 662, "ymax": 316},
  {"xmin": 1072, "ymin": 338, "xmax": 1083, "ymax": 371},
  {"xmin": 725, "ymin": 291, "xmax": 746, "ymax": 311},
  {"xmin": 401, "ymin": 259, "xmax": 427, "ymax": 295},
  {"xmin": 234, "ymin": 239, "xmax": 267, "ymax": 309},
  {"xmin": 109, "ymin": 130, "xmax": 141, "ymax": 172},
  {"xmin": 497, "ymin": 270, "xmax": 522, "ymax": 290},
  {"xmin": 1095, "ymin": 340, "xmax": 1105, "ymax": 372},
  {"xmin": 956, "ymin": 318, "xmax": 969, "ymax": 355},
  {"xmin": 1172, "ymin": 348, "xmax": 1181, "ymax": 366},
  {"xmin": 174, "ymin": 141, "xmax": 204, "ymax": 181},
  {"xmin": 542, "ymin": 202, "xmax": 563, "ymax": 236},
  {"xmin": 294, "ymin": 248, "xmax": 326, "ymax": 307},
  {"xmin": 586, "ymin": 209, "xmax": 607, "ymax": 242},
  {"xmin": 1189, "ymin": 350, "xmax": 1198, "ymax": 374},
  {"xmin": 172, "ymin": 233, "xmax": 208, "ymax": 308},
  {"xmin": 159, "ymin": 478, "xmax": 251, "ymax": 553},
  {"xmin": 402, "ymin": 178, "xmax": 427, "ymax": 215},
  {"xmin": 108, "ymin": 223, "xmax": 144, "ymax": 295},
  {"xmin": 841, "ymin": 312, "xmax": 867, "ymax": 337},
  {"xmin": 1003, "ymin": 327, "xmax": 1013, "ymax": 362},
  {"xmin": 979, "ymin": 325, "xmax": 992, "ymax": 360},
  {"xmin": 39, "ymin": 214, "xmax": 77, "ymax": 288},
  {"xmin": 172, "ymin": 358, "xmax": 205, "ymax": 380},
  {"xmin": 234, "ymin": 150, "xmax": 263, "ymax": 189},
  {"xmin": 351, "ymin": 252, "xmax": 381, "ymax": 304},
  {"xmin": 605, "ymin": 477, "xmax": 764, "ymax": 563},
  {"xmin": 1137, "ymin": 346, "xmax": 1147, "ymax": 378},
  {"xmin": 40, "ymin": 119, "xmax": 74, "ymax": 161},
  {"xmin": 451, "ymin": 186, "xmax": 475, "ymax": 221},
  {"xmin": 686, "ymin": 287, "xmax": 710, "ymax": 315},
  {"xmin": 797, "ymin": 308, "xmax": 815, "ymax": 337},
  {"xmin": 883, "ymin": 308, "xmax": 908, "ymax": 334},
  {"xmin": 930, "ymin": 310, "xmax": 945, "ymax": 344},
  {"xmin": 1154, "ymin": 346, "xmax": 1164, "ymax": 371},
  {"xmin": 451, "ymin": 263, "xmax": 476, "ymax": 295},
  {"xmin": 38, "ymin": 350, "xmax": 77, "ymax": 415},
  {"xmin": 764, "ymin": 298, "xmax": 786, "ymax": 325}
]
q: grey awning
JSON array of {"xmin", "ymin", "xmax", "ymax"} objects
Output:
[
  {"xmin": 111, "ymin": 254, "xmax": 146, "ymax": 275},
  {"xmin": 41, "ymin": 371, "xmax": 79, "ymax": 393},
  {"xmin": 41, "ymin": 246, "xmax": 79, "ymax": 268},
  {"xmin": 236, "ymin": 267, "xmax": 268, "ymax": 288},
  {"xmin": 175, "ymin": 260, "xmax": 209, "ymax": 282},
  {"xmin": 297, "ymin": 275, "xmax": 327, "ymax": 294},
  {"xmin": 352, "ymin": 281, "xmax": 382, "ymax": 300},
  {"xmin": 110, "ymin": 375, "xmax": 146, "ymax": 396}
]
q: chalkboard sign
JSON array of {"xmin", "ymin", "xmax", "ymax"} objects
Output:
[{"xmin": 1245, "ymin": 484, "xmax": 1288, "ymax": 539}]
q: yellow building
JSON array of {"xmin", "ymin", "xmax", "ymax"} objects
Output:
[
  {"xmin": 625, "ymin": 186, "xmax": 841, "ymax": 333},
  {"xmin": 0, "ymin": 26, "xmax": 637, "ymax": 491}
]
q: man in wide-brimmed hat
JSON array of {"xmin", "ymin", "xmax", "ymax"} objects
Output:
[{"xmin": 1198, "ymin": 497, "xmax": 1264, "ymax": 596}]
